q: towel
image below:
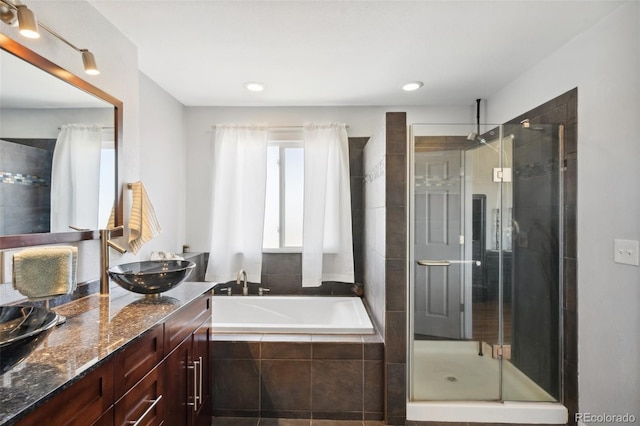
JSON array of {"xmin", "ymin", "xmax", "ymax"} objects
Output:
[
  {"xmin": 128, "ymin": 181, "xmax": 161, "ymax": 254},
  {"xmin": 12, "ymin": 246, "xmax": 78, "ymax": 300}
]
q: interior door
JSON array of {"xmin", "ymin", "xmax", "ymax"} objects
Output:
[{"xmin": 414, "ymin": 148, "xmax": 463, "ymax": 339}]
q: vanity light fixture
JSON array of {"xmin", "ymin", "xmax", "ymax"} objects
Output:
[
  {"xmin": 81, "ymin": 49, "xmax": 100, "ymax": 75},
  {"xmin": 244, "ymin": 81, "xmax": 265, "ymax": 92},
  {"xmin": 0, "ymin": 0, "xmax": 99, "ymax": 75},
  {"xmin": 16, "ymin": 5, "xmax": 39, "ymax": 38},
  {"xmin": 402, "ymin": 81, "xmax": 424, "ymax": 91}
]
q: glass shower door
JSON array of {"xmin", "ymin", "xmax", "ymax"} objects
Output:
[
  {"xmin": 501, "ymin": 122, "xmax": 562, "ymax": 402},
  {"xmin": 409, "ymin": 122, "xmax": 563, "ymax": 404},
  {"xmin": 409, "ymin": 124, "xmax": 505, "ymax": 401}
]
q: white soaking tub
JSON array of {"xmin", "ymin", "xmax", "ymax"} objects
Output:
[{"xmin": 211, "ymin": 296, "xmax": 375, "ymax": 334}]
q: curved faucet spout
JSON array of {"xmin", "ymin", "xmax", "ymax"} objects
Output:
[
  {"xmin": 236, "ymin": 269, "xmax": 248, "ymax": 296},
  {"xmin": 100, "ymin": 226, "xmax": 127, "ymax": 295}
]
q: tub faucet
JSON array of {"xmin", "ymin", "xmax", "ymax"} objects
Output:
[
  {"xmin": 100, "ymin": 226, "xmax": 127, "ymax": 295},
  {"xmin": 236, "ymin": 269, "xmax": 248, "ymax": 296}
]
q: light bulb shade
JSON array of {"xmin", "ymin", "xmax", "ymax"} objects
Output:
[
  {"xmin": 17, "ymin": 6, "xmax": 39, "ymax": 39},
  {"xmin": 81, "ymin": 50, "xmax": 100, "ymax": 75}
]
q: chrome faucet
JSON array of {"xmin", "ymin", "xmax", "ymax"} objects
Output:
[
  {"xmin": 100, "ymin": 226, "xmax": 127, "ymax": 295},
  {"xmin": 236, "ymin": 269, "xmax": 248, "ymax": 296}
]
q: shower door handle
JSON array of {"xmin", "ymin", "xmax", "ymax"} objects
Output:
[{"xmin": 417, "ymin": 260, "xmax": 481, "ymax": 266}]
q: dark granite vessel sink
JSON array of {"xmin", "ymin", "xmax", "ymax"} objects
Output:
[
  {"xmin": 108, "ymin": 260, "xmax": 195, "ymax": 296},
  {"xmin": 0, "ymin": 305, "xmax": 59, "ymax": 374}
]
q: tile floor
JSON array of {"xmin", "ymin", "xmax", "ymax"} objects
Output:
[{"xmin": 213, "ymin": 418, "xmax": 385, "ymax": 426}]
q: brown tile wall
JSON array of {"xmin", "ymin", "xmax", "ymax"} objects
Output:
[
  {"xmin": 383, "ymin": 112, "xmax": 407, "ymax": 425},
  {"xmin": 508, "ymin": 88, "xmax": 578, "ymax": 425},
  {"xmin": 211, "ymin": 337, "xmax": 385, "ymax": 421}
]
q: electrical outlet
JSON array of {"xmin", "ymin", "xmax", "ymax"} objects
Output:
[{"xmin": 614, "ymin": 239, "xmax": 639, "ymax": 266}]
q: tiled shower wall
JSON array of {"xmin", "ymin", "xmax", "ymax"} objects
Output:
[
  {"xmin": 382, "ymin": 113, "xmax": 408, "ymax": 425},
  {"xmin": 0, "ymin": 138, "xmax": 54, "ymax": 235},
  {"xmin": 363, "ymin": 124, "xmax": 387, "ymax": 335},
  {"xmin": 508, "ymin": 88, "xmax": 578, "ymax": 424}
]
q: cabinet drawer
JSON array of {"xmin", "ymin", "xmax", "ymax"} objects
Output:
[
  {"xmin": 114, "ymin": 324, "xmax": 164, "ymax": 400},
  {"xmin": 16, "ymin": 359, "xmax": 114, "ymax": 426},
  {"xmin": 91, "ymin": 407, "xmax": 113, "ymax": 426},
  {"xmin": 164, "ymin": 293, "xmax": 211, "ymax": 353},
  {"xmin": 114, "ymin": 364, "xmax": 164, "ymax": 426}
]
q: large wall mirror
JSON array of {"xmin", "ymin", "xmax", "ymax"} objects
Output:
[{"xmin": 0, "ymin": 33, "xmax": 123, "ymax": 249}]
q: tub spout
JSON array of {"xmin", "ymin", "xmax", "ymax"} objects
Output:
[{"xmin": 236, "ymin": 269, "xmax": 248, "ymax": 296}]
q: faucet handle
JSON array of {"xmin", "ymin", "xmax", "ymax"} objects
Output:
[
  {"xmin": 219, "ymin": 287, "xmax": 232, "ymax": 296},
  {"xmin": 258, "ymin": 287, "xmax": 270, "ymax": 296}
]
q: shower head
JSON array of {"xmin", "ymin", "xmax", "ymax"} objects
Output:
[
  {"xmin": 467, "ymin": 131, "xmax": 498, "ymax": 152},
  {"xmin": 466, "ymin": 131, "xmax": 486, "ymax": 144}
]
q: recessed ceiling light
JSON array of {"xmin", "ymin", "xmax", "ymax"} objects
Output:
[
  {"xmin": 402, "ymin": 81, "xmax": 424, "ymax": 92},
  {"xmin": 244, "ymin": 82, "xmax": 265, "ymax": 92}
]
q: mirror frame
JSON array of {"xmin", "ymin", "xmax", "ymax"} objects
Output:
[{"xmin": 0, "ymin": 33, "xmax": 123, "ymax": 249}]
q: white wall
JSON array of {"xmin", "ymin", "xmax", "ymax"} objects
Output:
[
  {"xmin": 136, "ymin": 72, "xmax": 187, "ymax": 259},
  {"xmin": 184, "ymin": 105, "xmax": 471, "ymax": 251},
  {"xmin": 487, "ymin": 2, "xmax": 639, "ymax": 418}
]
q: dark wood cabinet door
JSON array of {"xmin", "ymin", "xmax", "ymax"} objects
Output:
[
  {"xmin": 164, "ymin": 336, "xmax": 194, "ymax": 426},
  {"xmin": 193, "ymin": 322, "xmax": 211, "ymax": 425}
]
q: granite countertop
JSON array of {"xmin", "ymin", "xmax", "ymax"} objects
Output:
[{"xmin": 0, "ymin": 282, "xmax": 214, "ymax": 425}]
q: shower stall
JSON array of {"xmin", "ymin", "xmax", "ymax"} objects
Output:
[{"xmin": 407, "ymin": 123, "xmax": 568, "ymax": 423}]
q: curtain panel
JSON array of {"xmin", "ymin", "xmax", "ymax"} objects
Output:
[
  {"xmin": 205, "ymin": 124, "xmax": 268, "ymax": 283},
  {"xmin": 302, "ymin": 123, "xmax": 354, "ymax": 287},
  {"xmin": 50, "ymin": 124, "xmax": 102, "ymax": 232}
]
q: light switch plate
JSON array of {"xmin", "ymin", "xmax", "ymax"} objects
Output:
[{"xmin": 614, "ymin": 239, "xmax": 639, "ymax": 266}]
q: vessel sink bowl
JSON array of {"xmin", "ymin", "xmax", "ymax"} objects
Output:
[
  {"xmin": 0, "ymin": 305, "xmax": 59, "ymax": 374},
  {"xmin": 108, "ymin": 260, "xmax": 195, "ymax": 296}
]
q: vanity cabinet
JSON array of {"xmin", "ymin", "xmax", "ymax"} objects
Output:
[
  {"xmin": 12, "ymin": 291, "xmax": 212, "ymax": 426},
  {"xmin": 164, "ymin": 294, "xmax": 212, "ymax": 426}
]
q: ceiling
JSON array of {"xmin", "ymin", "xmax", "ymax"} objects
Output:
[{"xmin": 90, "ymin": 0, "xmax": 623, "ymax": 107}]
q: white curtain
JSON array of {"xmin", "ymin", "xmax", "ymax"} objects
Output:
[
  {"xmin": 205, "ymin": 124, "xmax": 268, "ymax": 283},
  {"xmin": 302, "ymin": 123, "xmax": 354, "ymax": 287},
  {"xmin": 50, "ymin": 124, "xmax": 102, "ymax": 232}
]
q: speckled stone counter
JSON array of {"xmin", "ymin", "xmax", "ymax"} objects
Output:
[{"xmin": 0, "ymin": 282, "xmax": 214, "ymax": 425}]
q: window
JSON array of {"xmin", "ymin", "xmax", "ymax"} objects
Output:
[{"xmin": 263, "ymin": 140, "xmax": 304, "ymax": 250}]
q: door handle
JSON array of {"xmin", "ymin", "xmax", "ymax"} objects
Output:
[
  {"xmin": 417, "ymin": 260, "xmax": 481, "ymax": 266},
  {"xmin": 188, "ymin": 359, "xmax": 200, "ymax": 411}
]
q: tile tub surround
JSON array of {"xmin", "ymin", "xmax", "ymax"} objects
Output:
[
  {"xmin": 211, "ymin": 333, "xmax": 385, "ymax": 421},
  {"xmin": 0, "ymin": 282, "xmax": 215, "ymax": 425}
]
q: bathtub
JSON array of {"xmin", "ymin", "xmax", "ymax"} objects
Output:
[{"xmin": 211, "ymin": 296, "xmax": 375, "ymax": 334}]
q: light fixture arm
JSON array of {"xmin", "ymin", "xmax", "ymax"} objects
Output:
[{"xmin": 0, "ymin": 0, "xmax": 100, "ymax": 74}]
